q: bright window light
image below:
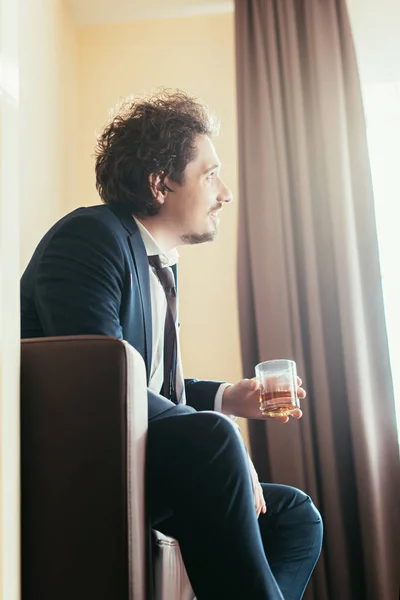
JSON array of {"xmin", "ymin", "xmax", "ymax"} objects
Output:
[{"xmin": 363, "ymin": 81, "xmax": 400, "ymax": 437}]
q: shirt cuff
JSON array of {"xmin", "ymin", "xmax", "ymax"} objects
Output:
[{"xmin": 214, "ymin": 383, "xmax": 238, "ymax": 421}]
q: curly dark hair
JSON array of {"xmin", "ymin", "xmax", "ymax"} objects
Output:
[{"xmin": 95, "ymin": 89, "xmax": 219, "ymax": 216}]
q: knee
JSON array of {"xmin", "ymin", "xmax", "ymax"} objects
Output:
[
  {"xmin": 290, "ymin": 487, "xmax": 322, "ymax": 523},
  {"xmin": 301, "ymin": 494, "xmax": 323, "ymax": 556},
  {"xmin": 308, "ymin": 496, "xmax": 323, "ymax": 544},
  {"xmin": 189, "ymin": 411, "xmax": 240, "ymax": 440},
  {"xmin": 184, "ymin": 411, "xmax": 245, "ymax": 465},
  {"xmin": 300, "ymin": 493, "xmax": 323, "ymax": 534},
  {"xmin": 271, "ymin": 484, "xmax": 323, "ymax": 533},
  {"xmin": 273, "ymin": 485, "xmax": 317, "ymax": 516},
  {"xmin": 288, "ymin": 487, "xmax": 323, "ymax": 548}
]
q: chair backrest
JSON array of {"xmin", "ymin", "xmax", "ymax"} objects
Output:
[{"xmin": 20, "ymin": 336, "xmax": 147, "ymax": 600}]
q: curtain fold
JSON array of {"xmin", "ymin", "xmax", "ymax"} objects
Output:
[{"xmin": 235, "ymin": 1, "xmax": 400, "ymax": 599}]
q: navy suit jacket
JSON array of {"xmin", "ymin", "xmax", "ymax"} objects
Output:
[{"xmin": 20, "ymin": 203, "xmax": 222, "ymax": 421}]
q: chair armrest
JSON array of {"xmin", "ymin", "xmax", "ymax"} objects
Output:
[
  {"xmin": 21, "ymin": 335, "xmax": 148, "ymax": 600},
  {"xmin": 122, "ymin": 340, "xmax": 147, "ymax": 600}
]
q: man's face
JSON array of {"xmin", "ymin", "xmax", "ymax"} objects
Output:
[{"xmin": 161, "ymin": 135, "xmax": 233, "ymax": 245}]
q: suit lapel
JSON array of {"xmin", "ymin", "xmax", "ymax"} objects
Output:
[
  {"xmin": 108, "ymin": 205, "xmax": 153, "ymax": 379},
  {"xmin": 129, "ymin": 229, "xmax": 153, "ymax": 378}
]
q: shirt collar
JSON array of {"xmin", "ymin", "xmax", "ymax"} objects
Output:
[{"xmin": 133, "ymin": 216, "xmax": 179, "ymax": 268}]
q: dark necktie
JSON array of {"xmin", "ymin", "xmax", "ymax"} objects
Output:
[{"xmin": 148, "ymin": 256, "xmax": 186, "ymax": 404}]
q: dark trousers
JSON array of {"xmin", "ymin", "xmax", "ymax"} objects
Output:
[{"xmin": 147, "ymin": 410, "xmax": 323, "ymax": 600}]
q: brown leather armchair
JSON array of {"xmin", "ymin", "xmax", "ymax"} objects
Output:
[{"xmin": 21, "ymin": 335, "xmax": 195, "ymax": 600}]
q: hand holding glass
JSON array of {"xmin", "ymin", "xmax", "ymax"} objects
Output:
[{"xmin": 255, "ymin": 359, "xmax": 300, "ymax": 418}]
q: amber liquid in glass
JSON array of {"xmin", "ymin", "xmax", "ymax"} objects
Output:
[{"xmin": 259, "ymin": 390, "xmax": 297, "ymax": 417}]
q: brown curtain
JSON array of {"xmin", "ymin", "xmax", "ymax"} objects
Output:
[{"xmin": 235, "ymin": 1, "xmax": 400, "ymax": 599}]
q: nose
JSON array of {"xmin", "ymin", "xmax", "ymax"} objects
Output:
[{"xmin": 218, "ymin": 178, "xmax": 233, "ymax": 204}]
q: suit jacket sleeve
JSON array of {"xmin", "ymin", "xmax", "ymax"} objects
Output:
[
  {"xmin": 36, "ymin": 215, "xmax": 125, "ymax": 338},
  {"xmin": 184, "ymin": 379, "xmax": 225, "ymax": 411}
]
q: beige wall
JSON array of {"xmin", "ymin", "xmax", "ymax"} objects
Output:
[
  {"xmin": 1, "ymin": 0, "xmax": 78, "ymax": 596},
  {"xmin": 1, "ymin": 0, "xmax": 19, "ymax": 596},
  {"xmin": 77, "ymin": 14, "xmax": 247, "ymax": 437},
  {"xmin": 19, "ymin": 0, "xmax": 78, "ymax": 272}
]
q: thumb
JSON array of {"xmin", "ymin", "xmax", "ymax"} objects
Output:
[{"xmin": 248, "ymin": 377, "xmax": 260, "ymax": 390}]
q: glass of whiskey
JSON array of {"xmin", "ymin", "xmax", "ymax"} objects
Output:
[{"xmin": 255, "ymin": 359, "xmax": 299, "ymax": 417}]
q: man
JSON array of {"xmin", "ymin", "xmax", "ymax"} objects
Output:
[{"xmin": 21, "ymin": 90, "xmax": 322, "ymax": 599}]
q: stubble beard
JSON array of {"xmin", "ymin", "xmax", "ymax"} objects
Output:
[{"xmin": 180, "ymin": 229, "xmax": 217, "ymax": 245}]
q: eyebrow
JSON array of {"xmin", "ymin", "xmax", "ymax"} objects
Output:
[{"xmin": 204, "ymin": 163, "xmax": 221, "ymax": 175}]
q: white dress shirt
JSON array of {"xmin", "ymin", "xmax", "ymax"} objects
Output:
[{"xmin": 133, "ymin": 217, "xmax": 230, "ymax": 412}]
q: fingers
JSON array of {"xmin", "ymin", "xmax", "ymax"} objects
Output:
[
  {"xmin": 297, "ymin": 377, "xmax": 306, "ymax": 399},
  {"xmin": 261, "ymin": 488, "xmax": 267, "ymax": 514},
  {"xmin": 248, "ymin": 456, "xmax": 267, "ymax": 518},
  {"xmin": 249, "ymin": 378, "xmax": 260, "ymax": 391},
  {"xmin": 271, "ymin": 408, "xmax": 302, "ymax": 423},
  {"xmin": 291, "ymin": 409, "xmax": 303, "ymax": 419},
  {"xmin": 254, "ymin": 485, "xmax": 267, "ymax": 518},
  {"xmin": 276, "ymin": 415, "xmax": 290, "ymax": 423}
]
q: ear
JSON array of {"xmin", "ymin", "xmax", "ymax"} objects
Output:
[{"xmin": 148, "ymin": 172, "xmax": 169, "ymax": 205}]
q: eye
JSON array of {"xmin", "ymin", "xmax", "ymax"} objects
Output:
[{"xmin": 207, "ymin": 171, "xmax": 216, "ymax": 181}]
